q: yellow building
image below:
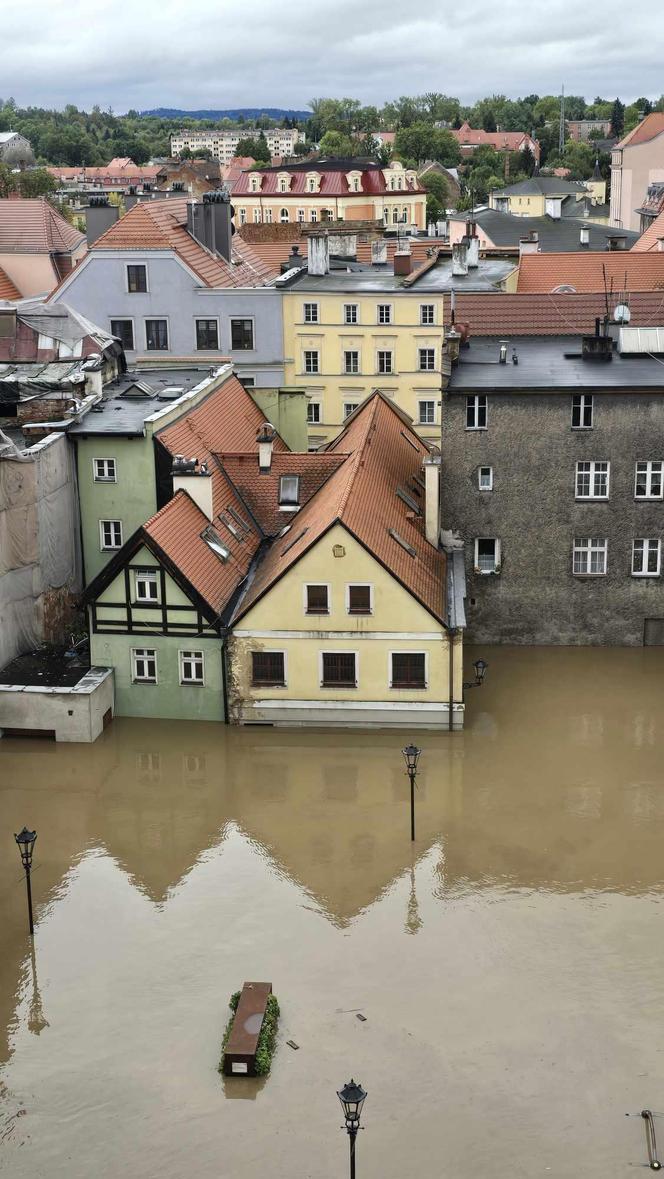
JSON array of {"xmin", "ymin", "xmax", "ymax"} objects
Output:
[{"xmin": 490, "ymin": 175, "xmax": 604, "ymax": 218}]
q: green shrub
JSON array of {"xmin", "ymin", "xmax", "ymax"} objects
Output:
[{"xmin": 218, "ymin": 991, "xmax": 280, "ymax": 1077}]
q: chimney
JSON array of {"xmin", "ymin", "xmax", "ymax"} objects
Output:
[
  {"xmin": 125, "ymin": 186, "xmax": 139, "ymax": 212},
  {"xmin": 451, "ymin": 241, "xmax": 468, "ymax": 276},
  {"xmin": 280, "ymin": 244, "xmax": 307, "ymax": 274},
  {"xmin": 465, "ymin": 221, "xmax": 480, "ymax": 268},
  {"xmin": 499, "ymin": 339, "xmax": 509, "ymax": 363},
  {"xmin": 444, "ymin": 326, "xmax": 461, "ymax": 365},
  {"xmin": 394, "ymin": 240, "xmax": 412, "ymax": 276},
  {"xmin": 423, "ymin": 452, "xmax": 441, "ymax": 547},
  {"xmin": 545, "ymin": 196, "xmax": 562, "ymax": 220},
  {"xmin": 85, "ymin": 194, "xmax": 119, "ymax": 246},
  {"xmin": 172, "ymin": 456, "xmax": 213, "ymax": 519},
  {"xmin": 606, "ymin": 233, "xmax": 627, "ymax": 251},
  {"xmin": 371, "ymin": 238, "xmax": 388, "ymax": 266},
  {"xmin": 519, "ymin": 232, "xmax": 540, "ymax": 257},
  {"xmin": 257, "ymin": 422, "xmax": 277, "ymax": 472},
  {"xmin": 203, "ymin": 189, "xmax": 233, "ymax": 262},
  {"xmin": 187, "ymin": 200, "xmax": 208, "ymax": 250},
  {"xmin": 307, "ymin": 232, "xmax": 329, "ymax": 276},
  {"xmin": 579, "ymin": 224, "xmax": 590, "ymax": 248}
]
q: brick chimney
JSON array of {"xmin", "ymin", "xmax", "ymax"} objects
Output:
[{"xmin": 394, "ymin": 240, "xmax": 412, "ymax": 276}]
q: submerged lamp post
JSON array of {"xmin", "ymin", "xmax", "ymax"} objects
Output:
[
  {"xmin": 14, "ymin": 827, "xmax": 37, "ymax": 937},
  {"xmin": 402, "ymin": 743, "xmax": 421, "ymax": 842},
  {"xmin": 337, "ymin": 1078, "xmax": 367, "ymax": 1179},
  {"xmin": 463, "ymin": 658, "xmax": 488, "ymax": 690}
]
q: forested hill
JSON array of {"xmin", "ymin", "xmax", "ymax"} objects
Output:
[{"xmin": 139, "ymin": 108, "xmax": 311, "ymax": 121}]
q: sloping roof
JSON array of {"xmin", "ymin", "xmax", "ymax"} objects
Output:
[
  {"xmin": 632, "ymin": 209, "xmax": 664, "ymax": 252},
  {"xmin": 493, "ymin": 176, "xmax": 587, "ymax": 198},
  {"xmin": 216, "ymin": 450, "xmax": 348, "ymax": 536},
  {"xmin": 233, "ymin": 393, "xmax": 446, "ymax": 624},
  {"xmin": 517, "ymin": 252, "xmax": 664, "ymax": 293},
  {"xmin": 617, "ymin": 112, "xmax": 664, "ymax": 150},
  {"xmin": 0, "ymin": 265, "xmax": 20, "ymax": 299},
  {"xmin": 90, "ymin": 197, "xmax": 277, "ymax": 288},
  {"xmin": 157, "ymin": 371, "xmax": 289, "ymax": 462},
  {"xmin": 15, "ymin": 298, "xmax": 116, "ymax": 349},
  {"xmin": 233, "ymin": 159, "xmax": 424, "ymax": 197},
  {"xmin": 0, "ymin": 198, "xmax": 85, "ymax": 254},
  {"xmin": 440, "ymin": 291, "xmax": 664, "ymax": 334},
  {"xmin": 452, "ymin": 122, "xmax": 539, "ymax": 154},
  {"xmin": 449, "ymin": 209, "xmax": 638, "ymax": 252}
]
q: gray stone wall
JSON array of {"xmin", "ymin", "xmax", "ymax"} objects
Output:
[{"xmin": 440, "ymin": 389, "xmax": 664, "ymax": 645}]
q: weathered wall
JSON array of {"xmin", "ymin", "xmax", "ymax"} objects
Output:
[
  {"xmin": 0, "ymin": 667, "xmax": 113, "ymax": 742},
  {"xmin": 440, "ymin": 389, "xmax": 664, "ymax": 645}
]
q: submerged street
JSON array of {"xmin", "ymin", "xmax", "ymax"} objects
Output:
[{"xmin": 1, "ymin": 646, "xmax": 664, "ymax": 1177}]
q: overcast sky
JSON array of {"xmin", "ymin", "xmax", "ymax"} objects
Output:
[{"xmin": 3, "ymin": 0, "xmax": 662, "ymax": 113}]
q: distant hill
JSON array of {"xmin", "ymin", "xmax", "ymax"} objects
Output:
[{"xmin": 139, "ymin": 107, "xmax": 311, "ymax": 122}]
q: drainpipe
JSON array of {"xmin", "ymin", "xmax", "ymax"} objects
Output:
[
  {"xmin": 448, "ymin": 626, "xmax": 455, "ymax": 732},
  {"xmin": 220, "ymin": 628, "xmax": 230, "ymax": 723}
]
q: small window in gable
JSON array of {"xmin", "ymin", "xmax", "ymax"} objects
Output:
[{"xmin": 134, "ymin": 569, "xmax": 159, "ymax": 602}]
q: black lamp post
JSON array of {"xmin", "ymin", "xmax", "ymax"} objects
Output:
[
  {"xmin": 337, "ymin": 1078, "xmax": 367, "ymax": 1179},
  {"xmin": 463, "ymin": 658, "xmax": 488, "ymax": 690},
  {"xmin": 14, "ymin": 827, "xmax": 37, "ymax": 936},
  {"xmin": 402, "ymin": 743, "xmax": 421, "ymax": 842}
]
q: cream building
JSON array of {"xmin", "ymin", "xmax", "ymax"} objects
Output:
[
  {"xmin": 610, "ymin": 113, "xmax": 664, "ymax": 231},
  {"xmin": 171, "ymin": 128, "xmax": 304, "ymax": 164}
]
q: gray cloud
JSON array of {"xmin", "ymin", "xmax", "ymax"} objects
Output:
[{"xmin": 2, "ymin": 0, "xmax": 662, "ymax": 111}]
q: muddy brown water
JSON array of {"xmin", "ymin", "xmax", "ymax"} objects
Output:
[{"xmin": 1, "ymin": 646, "xmax": 664, "ymax": 1177}]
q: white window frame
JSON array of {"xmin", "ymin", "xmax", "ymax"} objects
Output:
[
  {"xmin": 345, "ymin": 583, "xmax": 374, "ymax": 615},
  {"xmin": 131, "ymin": 647, "xmax": 157, "ymax": 684},
  {"xmin": 303, "ymin": 582, "xmax": 331, "ymax": 615},
  {"xmin": 303, "ymin": 349, "xmax": 320, "ymax": 375},
  {"xmin": 376, "ymin": 349, "xmax": 393, "ymax": 375},
  {"xmin": 418, "ymin": 400, "xmax": 436, "ymax": 425},
  {"xmin": 93, "ymin": 457, "xmax": 117, "ymax": 482},
  {"xmin": 474, "ymin": 537, "xmax": 501, "ymax": 574},
  {"xmin": 478, "ymin": 466, "xmax": 493, "ymax": 491},
  {"xmin": 632, "ymin": 538, "xmax": 661, "ymax": 577},
  {"xmin": 635, "ymin": 461, "xmax": 664, "ymax": 500},
  {"xmin": 125, "ymin": 263, "xmax": 148, "ymax": 293},
  {"xmin": 420, "ymin": 304, "xmax": 436, "ymax": 325},
  {"xmin": 179, "ymin": 649, "xmax": 205, "ymax": 685},
  {"xmin": 310, "ymin": 208, "xmax": 318, "ymax": 222},
  {"xmin": 573, "ymin": 537, "xmax": 608, "ymax": 576},
  {"xmin": 343, "ymin": 402, "xmax": 358, "ymax": 419},
  {"xmin": 278, "ymin": 474, "xmax": 300, "ymax": 507},
  {"xmin": 252, "ymin": 208, "xmax": 262, "ymax": 224},
  {"xmin": 377, "ymin": 303, "xmax": 393, "ymax": 325},
  {"xmin": 279, "ymin": 208, "xmax": 289, "ymax": 223},
  {"xmin": 571, "ymin": 393, "xmax": 593, "ymax": 429},
  {"xmin": 99, "ymin": 519, "xmax": 122, "ymax": 550},
  {"xmin": 307, "ymin": 399, "xmax": 322, "ymax": 424},
  {"xmin": 575, "ymin": 460, "xmax": 610, "ymax": 500},
  {"xmin": 263, "ymin": 208, "xmax": 273, "ymax": 224},
  {"xmin": 418, "ymin": 348, "xmax": 436, "ymax": 372},
  {"xmin": 388, "ymin": 650, "xmax": 429, "ymax": 690},
  {"xmin": 343, "ymin": 349, "xmax": 360, "ymax": 374},
  {"xmin": 318, "ymin": 649, "xmax": 359, "ymax": 688},
  {"xmin": 297, "ymin": 208, "xmax": 305, "ymax": 223},
  {"xmin": 303, "ymin": 302, "xmax": 319, "ymax": 324},
  {"xmin": 134, "ymin": 569, "xmax": 159, "ymax": 602},
  {"xmin": 466, "ymin": 395, "xmax": 487, "ymax": 430},
  {"xmin": 344, "ymin": 303, "xmax": 359, "ymax": 324},
  {"xmin": 238, "ymin": 208, "xmax": 247, "ymax": 225},
  {"xmin": 251, "ymin": 648, "xmax": 288, "ymax": 688}
]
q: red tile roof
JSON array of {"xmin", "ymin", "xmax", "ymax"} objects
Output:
[
  {"xmin": 234, "ymin": 393, "xmax": 446, "ymax": 624},
  {"xmin": 617, "ymin": 112, "xmax": 664, "ymax": 150},
  {"xmin": 48, "ymin": 162, "xmax": 163, "ymax": 187},
  {"xmin": 0, "ymin": 198, "xmax": 85, "ymax": 254},
  {"xmin": 233, "ymin": 162, "xmax": 424, "ymax": 197},
  {"xmin": 451, "ymin": 122, "xmax": 540, "ymax": 159},
  {"xmin": 631, "ymin": 210, "xmax": 664, "ymax": 252},
  {"xmin": 0, "ymin": 265, "xmax": 20, "ymax": 299},
  {"xmin": 157, "ymin": 371, "xmax": 289, "ymax": 463},
  {"xmin": 216, "ymin": 451, "xmax": 348, "ymax": 536},
  {"xmin": 516, "ymin": 252, "xmax": 664, "ymax": 293},
  {"xmin": 91, "ymin": 197, "xmax": 277, "ymax": 288},
  {"xmin": 441, "ymin": 291, "xmax": 664, "ymax": 334}
]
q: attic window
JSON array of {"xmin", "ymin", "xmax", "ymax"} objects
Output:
[
  {"xmin": 282, "ymin": 527, "xmax": 309, "ymax": 555},
  {"xmin": 202, "ymin": 525, "xmax": 230, "ymax": 562},
  {"xmin": 228, "ymin": 506, "xmax": 252, "ymax": 536},
  {"xmin": 388, "ymin": 528, "xmax": 417, "ymax": 557},
  {"xmin": 279, "ymin": 475, "xmax": 300, "ymax": 506},
  {"xmin": 219, "ymin": 513, "xmax": 240, "ymax": 539},
  {"xmin": 396, "ymin": 487, "xmax": 421, "ymax": 515}
]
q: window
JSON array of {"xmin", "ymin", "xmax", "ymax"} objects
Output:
[
  {"xmin": 377, "ymin": 350, "xmax": 393, "ymax": 374},
  {"xmin": 478, "ymin": 466, "xmax": 493, "ymax": 491},
  {"xmin": 145, "ymin": 319, "xmax": 168, "ymax": 350},
  {"xmin": 420, "ymin": 304, "xmax": 435, "ymax": 325},
  {"xmin": 126, "ymin": 264, "xmax": 147, "ymax": 293},
  {"xmin": 239, "ymin": 375, "xmax": 255, "ymax": 388},
  {"xmin": 280, "ymin": 208, "xmax": 289, "ymax": 223},
  {"xmin": 321, "ymin": 652, "xmax": 357, "ymax": 687},
  {"xmin": 304, "ymin": 350, "xmax": 320, "ymax": 374},
  {"xmin": 132, "ymin": 648, "xmax": 157, "ymax": 683},
  {"xmin": 466, "ymin": 395, "xmax": 487, "ymax": 430},
  {"xmin": 264, "ymin": 209, "xmax": 273, "ymax": 223},
  {"xmin": 572, "ymin": 393, "xmax": 593, "ymax": 428},
  {"xmin": 252, "ymin": 651, "xmax": 286, "ymax": 686},
  {"xmin": 344, "ymin": 350, "xmax": 360, "ymax": 374},
  {"xmin": 279, "ymin": 475, "xmax": 300, "ymax": 506},
  {"xmin": 180, "ymin": 650, "xmax": 204, "ymax": 685},
  {"xmin": 576, "ymin": 461, "xmax": 609, "ymax": 499},
  {"xmin": 110, "ymin": 319, "xmax": 134, "ymax": 350},
  {"xmin": 635, "ymin": 461, "xmax": 663, "ymax": 499},
  {"xmin": 310, "ymin": 209, "xmax": 318, "ymax": 222},
  {"xmin": 134, "ymin": 569, "xmax": 158, "ymax": 602},
  {"xmin": 344, "ymin": 303, "xmax": 358, "ymax": 324},
  {"xmin": 347, "ymin": 584, "xmax": 372, "ymax": 614},
  {"xmin": 230, "ymin": 319, "xmax": 254, "ymax": 350},
  {"xmin": 343, "ymin": 402, "xmax": 358, "ymax": 419},
  {"xmin": 418, "ymin": 400, "xmax": 435, "ymax": 425},
  {"xmin": 306, "ymin": 584, "xmax": 329, "ymax": 614},
  {"xmin": 573, "ymin": 537, "xmax": 608, "ymax": 576},
  {"xmin": 93, "ymin": 458, "xmax": 116, "ymax": 482},
  {"xmin": 307, "ymin": 178, "xmax": 316, "ymax": 192},
  {"xmin": 632, "ymin": 538, "xmax": 661, "ymax": 576},
  {"xmin": 279, "ymin": 178, "xmax": 288, "ymax": 193},
  {"xmin": 307, "ymin": 401, "xmax": 321, "ymax": 424},
  {"xmin": 99, "ymin": 519, "xmax": 122, "ymax": 550},
  {"xmin": 239, "ymin": 208, "xmax": 247, "ymax": 225},
  {"xmin": 297, "ymin": 208, "xmax": 305, "ymax": 223},
  {"xmin": 195, "ymin": 319, "xmax": 219, "ymax": 350},
  {"xmin": 377, "ymin": 304, "xmax": 392, "ymax": 324},
  {"xmin": 390, "ymin": 652, "xmax": 426, "ymax": 688},
  {"xmin": 202, "ymin": 525, "xmax": 229, "ymax": 562},
  {"xmin": 418, "ymin": 348, "xmax": 436, "ymax": 371},
  {"xmin": 303, "ymin": 302, "xmax": 319, "ymax": 323},
  {"xmin": 474, "ymin": 537, "xmax": 500, "ymax": 573},
  {"xmin": 253, "ymin": 208, "xmax": 261, "ymax": 223}
]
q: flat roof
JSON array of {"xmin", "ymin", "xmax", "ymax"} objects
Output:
[
  {"xmin": 68, "ymin": 366, "xmax": 223, "ymax": 436},
  {"xmin": 292, "ymin": 256, "xmax": 513, "ymax": 293},
  {"xmin": 450, "ymin": 335, "xmax": 664, "ymax": 390}
]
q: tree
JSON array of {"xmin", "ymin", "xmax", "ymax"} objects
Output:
[
  {"xmin": 319, "ymin": 130, "xmax": 355, "ymax": 157},
  {"xmin": 482, "ymin": 110, "xmax": 497, "ymax": 132},
  {"xmin": 15, "ymin": 168, "xmax": 57, "ymax": 198},
  {"xmin": 178, "ymin": 146, "xmax": 192, "ymax": 160},
  {"xmin": 611, "ymin": 98, "xmax": 625, "ymax": 138},
  {"xmin": 394, "ymin": 123, "xmax": 460, "ymax": 167},
  {"xmin": 420, "ymin": 170, "xmax": 449, "ymax": 221},
  {"xmin": 520, "ymin": 142, "xmax": 537, "ymax": 176}
]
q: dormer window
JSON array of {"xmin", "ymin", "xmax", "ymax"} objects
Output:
[
  {"xmin": 306, "ymin": 172, "xmax": 320, "ymax": 193},
  {"xmin": 279, "ymin": 475, "xmax": 300, "ymax": 507},
  {"xmin": 277, "ymin": 173, "xmax": 290, "ymax": 193},
  {"xmin": 249, "ymin": 173, "xmax": 262, "ymax": 193},
  {"xmin": 346, "ymin": 171, "xmax": 362, "ymax": 193}
]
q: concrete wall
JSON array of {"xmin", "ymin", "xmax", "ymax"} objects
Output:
[
  {"xmin": 440, "ymin": 389, "xmax": 664, "ymax": 645},
  {"xmin": 251, "ymin": 387, "xmax": 309, "ymax": 452},
  {"xmin": 0, "ymin": 667, "xmax": 113, "ymax": 742},
  {"xmin": 58, "ymin": 252, "xmax": 285, "ymax": 385}
]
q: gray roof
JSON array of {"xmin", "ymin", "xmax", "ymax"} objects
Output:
[
  {"xmin": 449, "ymin": 336, "xmax": 664, "ymax": 391},
  {"xmin": 450, "ymin": 209, "xmax": 637, "ymax": 252},
  {"xmin": 492, "ymin": 176, "xmax": 587, "ymax": 198},
  {"xmin": 68, "ymin": 366, "xmax": 222, "ymax": 435},
  {"xmin": 292, "ymin": 256, "xmax": 513, "ymax": 293}
]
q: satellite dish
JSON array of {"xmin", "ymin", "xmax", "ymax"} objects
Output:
[
  {"xmin": 552, "ymin": 284, "xmax": 577, "ymax": 293},
  {"xmin": 614, "ymin": 303, "xmax": 631, "ymax": 323}
]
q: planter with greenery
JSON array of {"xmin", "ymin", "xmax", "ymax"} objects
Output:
[{"xmin": 219, "ymin": 990, "xmax": 280, "ymax": 1078}]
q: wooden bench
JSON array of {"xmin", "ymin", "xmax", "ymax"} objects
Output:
[{"xmin": 223, "ymin": 982, "xmax": 272, "ymax": 1076}]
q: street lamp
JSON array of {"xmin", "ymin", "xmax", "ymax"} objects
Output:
[
  {"xmin": 402, "ymin": 743, "xmax": 421, "ymax": 842},
  {"xmin": 14, "ymin": 827, "xmax": 37, "ymax": 936},
  {"xmin": 463, "ymin": 658, "xmax": 488, "ymax": 690},
  {"xmin": 337, "ymin": 1079, "xmax": 367, "ymax": 1179}
]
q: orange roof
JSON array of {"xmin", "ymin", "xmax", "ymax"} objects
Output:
[
  {"xmin": 441, "ymin": 290, "xmax": 664, "ymax": 334},
  {"xmin": 632, "ymin": 210, "xmax": 664, "ymax": 252},
  {"xmin": 0, "ymin": 264, "xmax": 20, "ymax": 299},
  {"xmin": 91, "ymin": 197, "xmax": 278, "ymax": 288},
  {"xmin": 617, "ymin": 112, "xmax": 664, "ymax": 150},
  {"xmin": 517, "ymin": 252, "xmax": 664, "ymax": 293},
  {"xmin": 217, "ymin": 450, "xmax": 348, "ymax": 536},
  {"xmin": 157, "ymin": 371, "xmax": 289, "ymax": 463},
  {"xmin": 234, "ymin": 393, "xmax": 446, "ymax": 624},
  {"xmin": 0, "ymin": 198, "xmax": 85, "ymax": 254}
]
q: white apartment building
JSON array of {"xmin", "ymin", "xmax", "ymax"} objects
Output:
[{"xmin": 171, "ymin": 128, "xmax": 305, "ymax": 164}]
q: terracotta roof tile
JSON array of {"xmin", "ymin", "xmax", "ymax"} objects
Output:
[
  {"xmin": 631, "ymin": 210, "xmax": 664, "ymax": 252},
  {"xmin": 617, "ymin": 112, "xmax": 664, "ymax": 149},
  {"xmin": 442, "ymin": 291, "xmax": 664, "ymax": 334},
  {"xmin": 516, "ymin": 252, "xmax": 664, "ymax": 293},
  {"xmin": 0, "ymin": 265, "xmax": 20, "ymax": 299},
  {"xmin": 157, "ymin": 371, "xmax": 288, "ymax": 461},
  {"xmin": 0, "ymin": 198, "xmax": 85, "ymax": 254},
  {"xmin": 452, "ymin": 122, "xmax": 540, "ymax": 158},
  {"xmin": 216, "ymin": 451, "xmax": 348, "ymax": 536}
]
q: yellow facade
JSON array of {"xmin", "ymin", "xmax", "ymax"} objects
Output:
[
  {"xmin": 228, "ymin": 524, "xmax": 464, "ymax": 729},
  {"xmin": 282, "ymin": 289, "xmax": 444, "ymax": 445}
]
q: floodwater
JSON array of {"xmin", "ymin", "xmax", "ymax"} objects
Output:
[{"xmin": 1, "ymin": 647, "xmax": 664, "ymax": 1178}]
